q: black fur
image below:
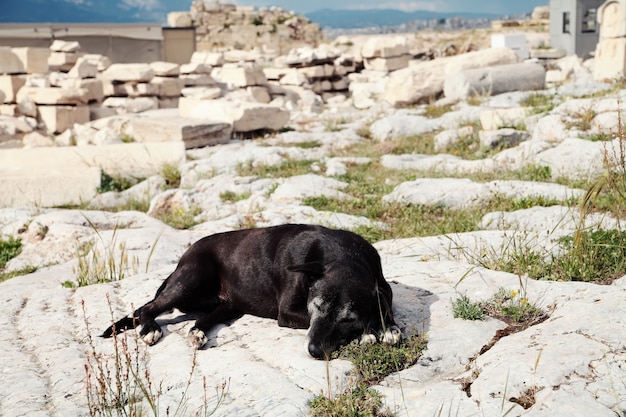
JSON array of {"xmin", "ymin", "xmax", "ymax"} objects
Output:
[{"xmin": 101, "ymin": 224, "xmax": 400, "ymax": 359}]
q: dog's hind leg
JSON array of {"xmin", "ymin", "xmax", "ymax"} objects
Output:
[{"xmin": 188, "ymin": 303, "xmax": 243, "ymax": 349}]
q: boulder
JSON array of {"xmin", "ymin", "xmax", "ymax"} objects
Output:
[{"xmin": 444, "ymin": 62, "xmax": 546, "ymax": 100}]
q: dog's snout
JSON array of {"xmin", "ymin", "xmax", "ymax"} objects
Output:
[{"xmin": 308, "ymin": 342, "xmax": 327, "ymax": 359}]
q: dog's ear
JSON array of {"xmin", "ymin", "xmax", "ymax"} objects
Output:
[{"xmin": 287, "ymin": 262, "xmax": 325, "ymax": 281}]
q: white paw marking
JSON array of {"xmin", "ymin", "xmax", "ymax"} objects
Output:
[
  {"xmin": 382, "ymin": 326, "xmax": 402, "ymax": 344},
  {"xmin": 359, "ymin": 333, "xmax": 377, "ymax": 345},
  {"xmin": 141, "ymin": 328, "xmax": 162, "ymax": 346},
  {"xmin": 188, "ymin": 328, "xmax": 208, "ymax": 349}
]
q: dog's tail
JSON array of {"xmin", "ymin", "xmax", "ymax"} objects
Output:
[{"xmin": 99, "ymin": 311, "xmax": 140, "ymax": 338}]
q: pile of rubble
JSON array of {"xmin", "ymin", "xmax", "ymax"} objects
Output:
[{"xmin": 168, "ymin": 0, "xmax": 325, "ymax": 57}]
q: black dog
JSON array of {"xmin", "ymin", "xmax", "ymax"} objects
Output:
[{"xmin": 101, "ymin": 224, "xmax": 401, "ymax": 359}]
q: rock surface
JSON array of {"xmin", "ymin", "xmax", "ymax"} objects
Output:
[{"xmin": 1, "ymin": 31, "xmax": 626, "ymax": 417}]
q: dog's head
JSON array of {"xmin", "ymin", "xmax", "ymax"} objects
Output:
[{"xmin": 289, "ymin": 261, "xmax": 386, "ymax": 359}]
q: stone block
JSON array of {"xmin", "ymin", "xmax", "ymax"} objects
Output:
[
  {"xmin": 151, "ymin": 76, "xmax": 185, "ymax": 97},
  {"xmin": 68, "ymin": 56, "xmax": 98, "ymax": 78},
  {"xmin": 0, "ymin": 47, "xmax": 25, "ymax": 74},
  {"xmin": 0, "ymin": 166, "xmax": 101, "ymax": 208},
  {"xmin": 212, "ymin": 63, "xmax": 267, "ymax": 87},
  {"xmin": 16, "ymin": 86, "xmax": 90, "ymax": 105},
  {"xmin": 598, "ymin": 0, "xmax": 626, "ymax": 39},
  {"xmin": 0, "ymin": 75, "xmax": 26, "ymax": 103},
  {"xmin": 124, "ymin": 110, "xmax": 232, "ymax": 149},
  {"xmin": 593, "ymin": 38, "xmax": 626, "ymax": 81},
  {"xmin": 190, "ymin": 51, "xmax": 224, "ymax": 66},
  {"xmin": 361, "ymin": 36, "xmax": 409, "ymax": 59},
  {"xmin": 38, "ymin": 105, "xmax": 90, "ymax": 133},
  {"xmin": 150, "ymin": 61, "xmax": 180, "ymax": 77},
  {"xmin": 0, "ymin": 141, "xmax": 186, "ymax": 206},
  {"xmin": 180, "ymin": 63, "xmax": 212, "ymax": 75},
  {"xmin": 11, "ymin": 47, "xmax": 50, "ymax": 74},
  {"xmin": 364, "ymin": 55, "xmax": 411, "ymax": 72},
  {"xmin": 180, "ymin": 74, "xmax": 216, "ymax": 86},
  {"xmin": 48, "ymin": 52, "xmax": 81, "ymax": 72},
  {"xmin": 102, "ymin": 97, "xmax": 158, "ymax": 114},
  {"xmin": 50, "ymin": 40, "xmax": 81, "ymax": 53},
  {"xmin": 58, "ymin": 78, "xmax": 104, "ymax": 103},
  {"xmin": 444, "ymin": 63, "xmax": 545, "ymax": 101},
  {"xmin": 102, "ymin": 63, "xmax": 155, "ymax": 82},
  {"xmin": 179, "ymin": 97, "xmax": 289, "ymax": 132}
]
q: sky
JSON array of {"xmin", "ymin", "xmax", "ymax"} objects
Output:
[{"xmin": 223, "ymin": 0, "xmax": 547, "ymax": 15}]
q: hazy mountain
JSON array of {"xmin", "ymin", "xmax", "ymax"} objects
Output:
[{"xmin": 305, "ymin": 8, "xmax": 503, "ymax": 29}]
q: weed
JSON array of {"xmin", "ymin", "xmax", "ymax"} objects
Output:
[
  {"xmin": 564, "ymin": 108, "xmax": 596, "ymax": 131},
  {"xmin": 0, "ymin": 236, "xmax": 22, "ymax": 269},
  {"xmin": 161, "ymin": 163, "xmax": 181, "ymax": 189},
  {"xmin": 333, "ymin": 335, "xmax": 427, "ymax": 385},
  {"xmin": 520, "ymin": 92, "xmax": 555, "ymax": 115},
  {"xmin": 325, "ymin": 118, "xmax": 350, "ymax": 132},
  {"xmin": 98, "ymin": 172, "xmax": 138, "ymax": 194},
  {"xmin": 451, "ymin": 294, "xmax": 485, "ymax": 321},
  {"xmin": 423, "ymin": 101, "xmax": 456, "ymax": 119},
  {"xmin": 481, "ymin": 288, "xmax": 544, "ymax": 324},
  {"xmin": 71, "ymin": 219, "xmax": 138, "ymax": 287},
  {"xmin": 310, "ymin": 335, "xmax": 426, "ymax": 417},
  {"xmin": 517, "ymin": 165, "xmax": 552, "ymax": 182},
  {"xmin": 153, "ymin": 205, "xmax": 202, "ymax": 230},
  {"xmin": 553, "ymin": 230, "xmax": 626, "ymax": 283},
  {"xmin": 291, "ymin": 140, "xmax": 322, "ymax": 149},
  {"xmin": 309, "ymin": 382, "xmax": 392, "ymax": 417},
  {"xmin": 82, "ymin": 298, "xmax": 228, "ymax": 416},
  {"xmin": 219, "ymin": 190, "xmax": 251, "ymax": 203},
  {"xmin": 0, "ymin": 265, "xmax": 38, "ymax": 283},
  {"xmin": 237, "ymin": 159, "xmax": 316, "ymax": 178}
]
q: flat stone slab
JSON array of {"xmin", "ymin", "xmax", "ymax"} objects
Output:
[
  {"xmin": 0, "ymin": 142, "xmax": 185, "ymax": 207},
  {"xmin": 123, "ymin": 110, "xmax": 232, "ymax": 149}
]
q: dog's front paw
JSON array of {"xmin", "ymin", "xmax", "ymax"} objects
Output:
[
  {"xmin": 140, "ymin": 323, "xmax": 162, "ymax": 346},
  {"xmin": 188, "ymin": 327, "xmax": 208, "ymax": 349},
  {"xmin": 381, "ymin": 325, "xmax": 402, "ymax": 344},
  {"xmin": 359, "ymin": 333, "xmax": 377, "ymax": 345}
]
